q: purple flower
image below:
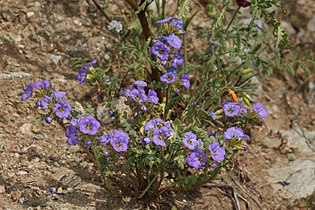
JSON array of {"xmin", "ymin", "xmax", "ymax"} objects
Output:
[
  {"xmin": 160, "ymin": 72, "xmax": 176, "ymax": 84},
  {"xmin": 83, "ymin": 59, "xmax": 97, "ymax": 69},
  {"xmin": 209, "ymin": 142, "xmax": 226, "ymax": 162},
  {"xmin": 186, "ymin": 149, "xmax": 207, "ymax": 168},
  {"xmin": 151, "ymin": 42, "xmax": 170, "ymax": 61},
  {"xmin": 166, "ymin": 67, "xmax": 177, "ymax": 75},
  {"xmin": 53, "ymin": 91, "xmax": 67, "ymax": 100},
  {"xmin": 166, "ymin": 33, "xmax": 182, "ymax": 49},
  {"xmin": 110, "ymin": 130, "xmax": 130, "ymax": 152},
  {"xmin": 253, "ymin": 103, "xmax": 268, "ymax": 118},
  {"xmin": 133, "ymin": 80, "xmax": 147, "ymax": 87},
  {"xmin": 242, "ymin": 146, "xmax": 248, "ymax": 151},
  {"xmin": 120, "ymin": 86, "xmax": 133, "ymax": 97},
  {"xmin": 78, "ymin": 116, "xmax": 100, "ymax": 135},
  {"xmin": 99, "ymin": 133, "xmax": 112, "ymax": 144},
  {"xmin": 222, "ymin": 102, "xmax": 241, "ymax": 117},
  {"xmin": 103, "ymin": 150, "xmax": 109, "ymax": 156},
  {"xmin": 224, "ymin": 127, "xmax": 250, "ymax": 141},
  {"xmin": 21, "ymin": 83, "xmax": 33, "ymax": 101},
  {"xmin": 54, "ymin": 100, "xmax": 72, "ymax": 118},
  {"xmin": 34, "ymin": 80, "xmax": 50, "ymax": 90},
  {"xmin": 65, "ymin": 125, "xmax": 79, "ymax": 145},
  {"xmin": 142, "ymin": 137, "xmax": 151, "ymax": 145},
  {"xmin": 129, "ymin": 88, "xmax": 147, "ymax": 104},
  {"xmin": 45, "ymin": 116, "xmax": 53, "ymax": 124},
  {"xmin": 171, "ymin": 18, "xmax": 184, "ymax": 30},
  {"xmin": 180, "ymin": 74, "xmax": 190, "ymax": 89},
  {"xmin": 152, "ymin": 127, "xmax": 170, "ymax": 146},
  {"xmin": 76, "ymin": 68, "xmax": 88, "ymax": 84},
  {"xmin": 155, "ymin": 17, "xmax": 173, "ymax": 24},
  {"xmin": 210, "ymin": 162, "xmax": 217, "ymax": 168},
  {"xmin": 70, "ymin": 118, "xmax": 79, "ymax": 126},
  {"xmin": 182, "ymin": 132, "xmax": 198, "ymax": 150},
  {"xmin": 144, "ymin": 118, "xmax": 162, "ymax": 131},
  {"xmin": 37, "ymin": 95, "xmax": 52, "ymax": 110},
  {"xmin": 147, "ymin": 89, "xmax": 159, "ymax": 104},
  {"xmin": 172, "ymin": 52, "xmax": 184, "ymax": 68}
]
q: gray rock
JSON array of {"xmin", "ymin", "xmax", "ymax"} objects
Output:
[
  {"xmin": 49, "ymin": 54, "xmax": 62, "ymax": 65},
  {"xmin": 0, "ymin": 72, "xmax": 31, "ymax": 80},
  {"xmin": 307, "ymin": 18, "xmax": 315, "ymax": 32},
  {"xmin": 262, "ymin": 136, "xmax": 281, "ymax": 149},
  {"xmin": 269, "ymin": 158, "xmax": 315, "ymax": 200},
  {"xmin": 281, "ymin": 129, "xmax": 315, "ymax": 153}
]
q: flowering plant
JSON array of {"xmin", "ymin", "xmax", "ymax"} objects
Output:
[{"xmin": 22, "ymin": 0, "xmax": 306, "ymax": 202}]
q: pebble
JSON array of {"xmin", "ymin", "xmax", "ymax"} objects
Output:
[
  {"xmin": 19, "ymin": 196, "xmax": 28, "ymax": 204},
  {"xmin": 26, "ymin": 12, "xmax": 35, "ymax": 18},
  {"xmin": 17, "ymin": 170, "xmax": 28, "ymax": 175}
]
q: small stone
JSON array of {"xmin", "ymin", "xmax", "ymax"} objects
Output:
[
  {"xmin": 286, "ymin": 153, "xmax": 296, "ymax": 161},
  {"xmin": 17, "ymin": 171, "xmax": 28, "ymax": 175},
  {"xmin": 26, "ymin": 12, "xmax": 35, "ymax": 18},
  {"xmin": 19, "ymin": 197, "xmax": 28, "ymax": 205},
  {"xmin": 0, "ymin": 72, "xmax": 31, "ymax": 80},
  {"xmin": 0, "ymin": 185, "xmax": 5, "ymax": 194},
  {"xmin": 281, "ymin": 21, "xmax": 296, "ymax": 34}
]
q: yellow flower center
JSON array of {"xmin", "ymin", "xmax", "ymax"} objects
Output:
[
  {"xmin": 116, "ymin": 142, "xmax": 121, "ymax": 147},
  {"xmin": 159, "ymin": 135, "xmax": 164, "ymax": 140}
]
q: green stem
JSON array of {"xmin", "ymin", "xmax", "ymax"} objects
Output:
[{"xmin": 138, "ymin": 173, "xmax": 159, "ymax": 199}]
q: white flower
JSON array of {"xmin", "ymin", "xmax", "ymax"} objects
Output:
[{"xmin": 108, "ymin": 20, "xmax": 122, "ymax": 33}]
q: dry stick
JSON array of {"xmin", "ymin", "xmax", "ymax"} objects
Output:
[
  {"xmin": 203, "ymin": 183, "xmax": 242, "ymax": 210},
  {"xmin": 91, "ymin": 0, "xmax": 111, "ymax": 23},
  {"xmin": 124, "ymin": 0, "xmax": 162, "ymax": 98}
]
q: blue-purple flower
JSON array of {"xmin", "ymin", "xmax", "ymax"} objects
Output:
[
  {"xmin": 85, "ymin": 140, "xmax": 91, "ymax": 146},
  {"xmin": 147, "ymin": 89, "xmax": 159, "ymax": 104},
  {"xmin": 186, "ymin": 149, "xmax": 207, "ymax": 168},
  {"xmin": 182, "ymin": 132, "xmax": 198, "ymax": 150},
  {"xmin": 45, "ymin": 116, "xmax": 53, "ymax": 124},
  {"xmin": 160, "ymin": 72, "xmax": 176, "ymax": 84},
  {"xmin": 142, "ymin": 137, "xmax": 151, "ymax": 145},
  {"xmin": 65, "ymin": 125, "xmax": 79, "ymax": 145},
  {"xmin": 222, "ymin": 102, "xmax": 241, "ymax": 117},
  {"xmin": 133, "ymin": 80, "xmax": 147, "ymax": 88},
  {"xmin": 129, "ymin": 88, "xmax": 147, "ymax": 104},
  {"xmin": 21, "ymin": 83, "xmax": 33, "ymax": 101},
  {"xmin": 166, "ymin": 33, "xmax": 182, "ymax": 49},
  {"xmin": 253, "ymin": 103, "xmax": 268, "ymax": 118},
  {"xmin": 152, "ymin": 127, "xmax": 170, "ymax": 146},
  {"xmin": 180, "ymin": 74, "xmax": 190, "ymax": 89},
  {"xmin": 171, "ymin": 18, "xmax": 184, "ymax": 30},
  {"xmin": 78, "ymin": 116, "xmax": 100, "ymax": 135},
  {"xmin": 144, "ymin": 118, "xmax": 162, "ymax": 131},
  {"xmin": 151, "ymin": 42, "xmax": 170, "ymax": 61},
  {"xmin": 209, "ymin": 142, "xmax": 226, "ymax": 162},
  {"xmin": 155, "ymin": 17, "xmax": 173, "ymax": 25},
  {"xmin": 53, "ymin": 91, "xmax": 67, "ymax": 100},
  {"xmin": 36, "ymin": 95, "xmax": 52, "ymax": 110},
  {"xmin": 34, "ymin": 80, "xmax": 50, "ymax": 90},
  {"xmin": 224, "ymin": 127, "xmax": 250, "ymax": 141},
  {"xmin": 99, "ymin": 133, "xmax": 111, "ymax": 144},
  {"xmin": 110, "ymin": 130, "xmax": 130, "ymax": 152},
  {"xmin": 76, "ymin": 68, "xmax": 88, "ymax": 84},
  {"xmin": 54, "ymin": 100, "xmax": 72, "ymax": 118},
  {"xmin": 172, "ymin": 52, "xmax": 184, "ymax": 68}
]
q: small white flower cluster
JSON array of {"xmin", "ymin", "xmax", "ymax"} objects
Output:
[{"xmin": 108, "ymin": 20, "xmax": 123, "ymax": 33}]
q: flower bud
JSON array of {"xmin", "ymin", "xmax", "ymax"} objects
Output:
[
  {"xmin": 241, "ymin": 68, "xmax": 253, "ymax": 74},
  {"xmin": 236, "ymin": 0, "xmax": 250, "ymax": 7}
]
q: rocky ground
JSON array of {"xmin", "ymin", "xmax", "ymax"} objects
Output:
[{"xmin": 0, "ymin": 0, "xmax": 314, "ymax": 209}]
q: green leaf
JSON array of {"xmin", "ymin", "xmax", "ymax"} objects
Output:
[{"xmin": 284, "ymin": 63, "xmax": 295, "ymax": 76}]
